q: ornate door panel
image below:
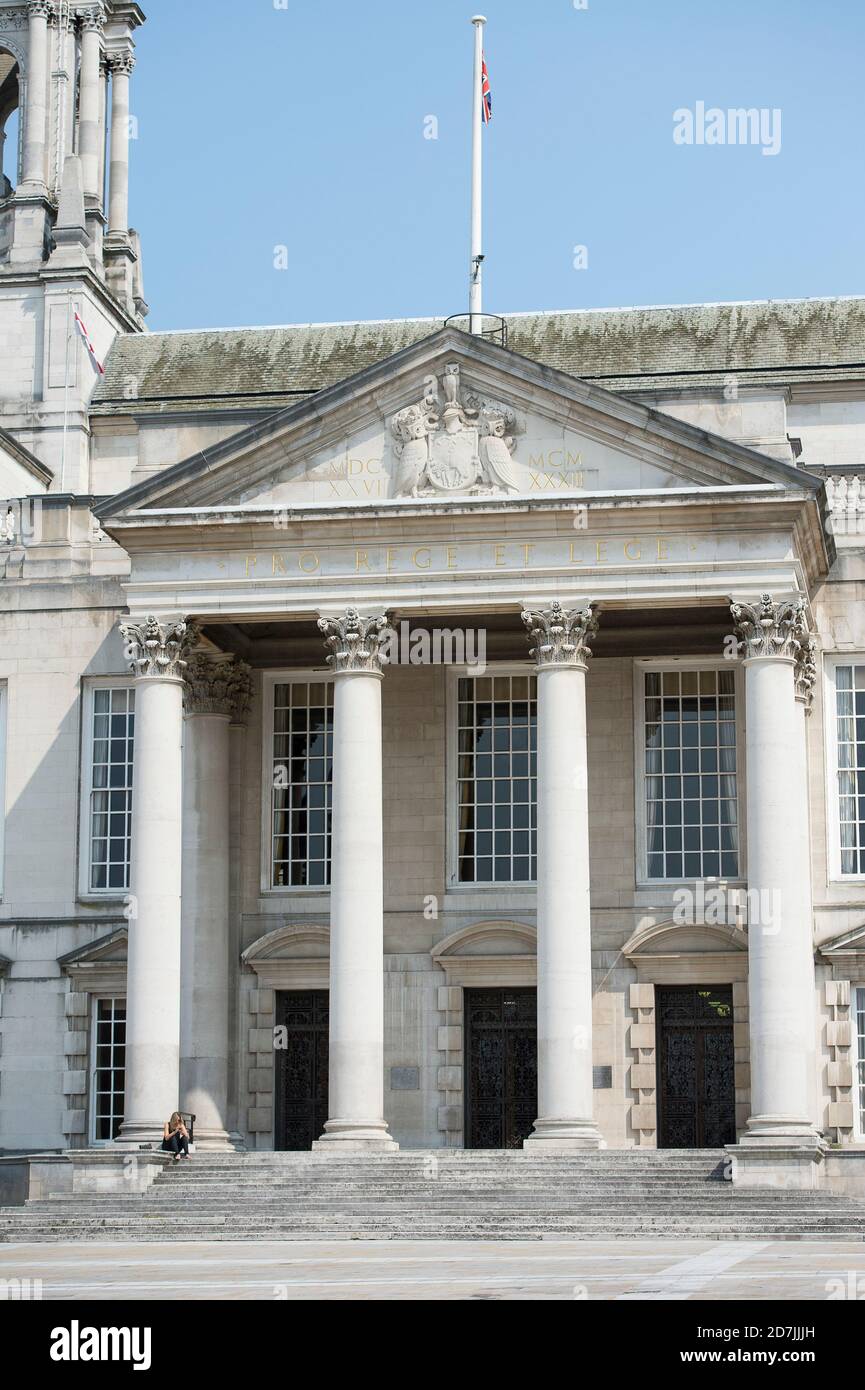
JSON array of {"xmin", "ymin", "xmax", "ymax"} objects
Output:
[
  {"xmin": 465, "ymin": 988, "xmax": 537, "ymax": 1149},
  {"xmin": 656, "ymin": 985, "xmax": 735, "ymax": 1148},
  {"xmin": 275, "ymin": 990, "xmax": 329, "ymax": 1151}
]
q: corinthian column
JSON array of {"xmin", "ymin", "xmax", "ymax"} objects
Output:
[
  {"xmin": 521, "ymin": 601, "xmax": 602, "ymax": 1149},
  {"xmin": 312, "ymin": 609, "xmax": 397, "ymax": 1150},
  {"xmin": 77, "ymin": 7, "xmax": 105, "ymax": 202},
  {"xmin": 117, "ymin": 616, "xmax": 192, "ymax": 1145},
  {"xmin": 105, "ymin": 48, "xmax": 135, "ymax": 306},
  {"xmin": 180, "ymin": 648, "xmax": 252, "ymax": 1149},
  {"xmin": 729, "ymin": 594, "xmax": 821, "ymax": 1176},
  {"xmin": 21, "ymin": 0, "xmax": 52, "ymax": 189}
]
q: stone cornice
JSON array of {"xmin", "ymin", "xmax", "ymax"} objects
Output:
[
  {"xmin": 318, "ymin": 608, "xmax": 389, "ymax": 675},
  {"xmin": 521, "ymin": 600, "xmax": 598, "ymax": 669}
]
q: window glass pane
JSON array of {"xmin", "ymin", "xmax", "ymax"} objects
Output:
[
  {"xmin": 89, "ymin": 688, "xmax": 133, "ymax": 892},
  {"xmin": 457, "ymin": 674, "xmax": 537, "ymax": 883},
  {"xmin": 644, "ymin": 671, "xmax": 738, "ymax": 880},
  {"xmin": 271, "ymin": 681, "xmax": 333, "ymax": 887},
  {"xmin": 92, "ymin": 998, "xmax": 125, "ymax": 1142},
  {"xmin": 835, "ymin": 666, "xmax": 865, "ymax": 877}
]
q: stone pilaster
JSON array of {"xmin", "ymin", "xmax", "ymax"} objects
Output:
[
  {"xmin": 115, "ymin": 616, "xmax": 193, "ymax": 1145},
  {"xmin": 521, "ymin": 600, "xmax": 602, "ymax": 1149},
  {"xmin": 77, "ymin": 4, "xmax": 106, "ymax": 258},
  {"xmin": 105, "ymin": 48, "xmax": 135, "ymax": 309},
  {"xmin": 313, "ymin": 609, "xmax": 397, "ymax": 1150}
]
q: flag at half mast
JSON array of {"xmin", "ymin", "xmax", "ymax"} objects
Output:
[{"xmin": 481, "ymin": 54, "xmax": 492, "ymax": 123}]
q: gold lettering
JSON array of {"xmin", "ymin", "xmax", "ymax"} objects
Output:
[
  {"xmin": 298, "ymin": 551, "xmax": 319, "ymax": 573},
  {"xmin": 365, "ymin": 458, "xmax": 382, "ymax": 476},
  {"xmin": 566, "ymin": 451, "xmax": 583, "ymax": 470},
  {"xmin": 272, "ymin": 552, "xmax": 287, "ymax": 575},
  {"xmin": 494, "ymin": 544, "xmax": 507, "ymax": 567},
  {"xmin": 595, "ymin": 540, "xmax": 608, "ymax": 564},
  {"xmin": 326, "ymin": 480, "xmax": 343, "ymax": 497},
  {"xmin": 548, "ymin": 450, "xmax": 563, "ymax": 469},
  {"xmin": 523, "ymin": 543, "xmax": 535, "ymax": 567},
  {"xmin": 446, "ymin": 545, "xmax": 458, "ymax": 570},
  {"xmin": 412, "ymin": 547, "xmax": 431, "ymax": 570},
  {"xmin": 624, "ymin": 540, "xmax": 642, "ymax": 561},
  {"xmin": 657, "ymin": 537, "xmax": 670, "ymax": 562},
  {"xmin": 386, "ymin": 548, "xmax": 398, "ymax": 573},
  {"xmin": 363, "ymin": 479, "xmax": 381, "ymax": 496},
  {"xmin": 245, "ymin": 555, "xmax": 257, "ymax": 576},
  {"xmin": 528, "ymin": 454, "xmax": 546, "ymax": 472},
  {"xmin": 355, "ymin": 549, "xmax": 370, "ymax": 572},
  {"xmin": 529, "ymin": 472, "xmax": 545, "ymax": 490}
]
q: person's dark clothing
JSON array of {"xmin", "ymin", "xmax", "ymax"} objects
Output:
[{"xmin": 161, "ymin": 1131, "xmax": 189, "ymax": 1156}]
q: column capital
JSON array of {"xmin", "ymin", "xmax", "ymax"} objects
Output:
[
  {"xmin": 121, "ymin": 615, "xmax": 193, "ymax": 681},
  {"xmin": 318, "ymin": 608, "xmax": 389, "ymax": 675},
  {"xmin": 729, "ymin": 592, "xmax": 807, "ymax": 662},
  {"xmin": 184, "ymin": 649, "xmax": 253, "ymax": 721},
  {"xmin": 107, "ymin": 48, "xmax": 135, "ymax": 76},
  {"xmin": 521, "ymin": 600, "xmax": 598, "ymax": 669},
  {"xmin": 77, "ymin": 4, "xmax": 106, "ymax": 33},
  {"xmin": 28, "ymin": 1, "xmax": 54, "ymax": 20}
]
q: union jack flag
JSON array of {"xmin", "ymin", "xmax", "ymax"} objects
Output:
[
  {"xmin": 74, "ymin": 309, "xmax": 105, "ymax": 375},
  {"xmin": 482, "ymin": 55, "xmax": 492, "ymax": 124}
]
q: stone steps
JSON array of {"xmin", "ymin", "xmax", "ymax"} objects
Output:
[{"xmin": 3, "ymin": 1149, "xmax": 864, "ymax": 1242}]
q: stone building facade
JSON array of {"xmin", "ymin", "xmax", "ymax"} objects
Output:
[{"xmin": 1, "ymin": 2, "xmax": 864, "ymax": 1190}]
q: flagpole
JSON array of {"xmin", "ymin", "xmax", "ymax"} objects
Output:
[{"xmin": 469, "ymin": 15, "xmax": 486, "ymax": 336}]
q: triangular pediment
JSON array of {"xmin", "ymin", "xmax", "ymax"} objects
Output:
[
  {"xmin": 819, "ymin": 921, "xmax": 865, "ymax": 961},
  {"xmin": 98, "ymin": 328, "xmax": 818, "ymax": 521},
  {"xmin": 0, "ymin": 426, "xmax": 52, "ymax": 496},
  {"xmin": 58, "ymin": 927, "xmax": 128, "ymax": 970}
]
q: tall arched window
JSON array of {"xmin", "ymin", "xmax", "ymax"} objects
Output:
[{"xmin": 0, "ymin": 49, "xmax": 20, "ymax": 196}]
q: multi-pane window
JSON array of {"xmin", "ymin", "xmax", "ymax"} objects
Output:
[
  {"xmin": 271, "ymin": 681, "xmax": 333, "ymax": 888},
  {"xmin": 856, "ymin": 988, "xmax": 865, "ymax": 1139},
  {"xmin": 457, "ymin": 674, "xmax": 537, "ymax": 884},
  {"xmin": 89, "ymin": 687, "xmax": 134, "ymax": 892},
  {"xmin": 644, "ymin": 669, "xmax": 739, "ymax": 881},
  {"xmin": 834, "ymin": 664, "xmax": 865, "ymax": 875},
  {"xmin": 91, "ymin": 997, "xmax": 126, "ymax": 1142}
]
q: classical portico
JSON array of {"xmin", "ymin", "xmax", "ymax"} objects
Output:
[{"xmin": 95, "ymin": 326, "xmax": 834, "ymax": 1182}]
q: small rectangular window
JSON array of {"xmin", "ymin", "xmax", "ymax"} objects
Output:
[
  {"xmin": 270, "ymin": 680, "xmax": 333, "ymax": 888},
  {"xmin": 456, "ymin": 673, "xmax": 537, "ymax": 884},
  {"xmin": 643, "ymin": 667, "xmax": 739, "ymax": 881}
]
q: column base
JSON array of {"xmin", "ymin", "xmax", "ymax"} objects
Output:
[
  {"xmin": 312, "ymin": 1119, "xmax": 399, "ymax": 1152},
  {"xmin": 188, "ymin": 1127, "xmax": 246, "ymax": 1152},
  {"xmin": 726, "ymin": 1138, "xmax": 826, "ymax": 1190},
  {"xmin": 114, "ymin": 1120, "xmax": 169, "ymax": 1148},
  {"xmin": 740, "ymin": 1113, "xmax": 823, "ymax": 1146},
  {"xmin": 523, "ymin": 1118, "xmax": 604, "ymax": 1151}
]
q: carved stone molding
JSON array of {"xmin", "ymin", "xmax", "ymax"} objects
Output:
[
  {"xmin": 729, "ymin": 593, "xmax": 807, "ymax": 661},
  {"xmin": 107, "ymin": 49, "xmax": 135, "ymax": 76},
  {"xmin": 318, "ymin": 608, "xmax": 389, "ymax": 675},
  {"xmin": 794, "ymin": 634, "xmax": 818, "ymax": 713},
  {"xmin": 1, "ymin": 7, "xmax": 31, "ymax": 31},
  {"xmin": 521, "ymin": 600, "xmax": 598, "ymax": 668},
  {"xmin": 121, "ymin": 616, "xmax": 192, "ymax": 681},
  {"xmin": 184, "ymin": 650, "xmax": 253, "ymax": 721},
  {"xmin": 390, "ymin": 362, "xmax": 521, "ymax": 498}
]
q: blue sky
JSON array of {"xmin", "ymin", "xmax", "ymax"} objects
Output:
[{"xmin": 130, "ymin": 0, "xmax": 864, "ymax": 331}]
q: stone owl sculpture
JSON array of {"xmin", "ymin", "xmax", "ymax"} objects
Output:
[
  {"xmin": 392, "ymin": 405, "xmax": 432, "ymax": 497},
  {"xmin": 480, "ymin": 408, "xmax": 519, "ymax": 493}
]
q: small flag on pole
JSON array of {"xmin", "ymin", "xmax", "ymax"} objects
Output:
[
  {"xmin": 481, "ymin": 54, "xmax": 492, "ymax": 123},
  {"xmin": 74, "ymin": 308, "xmax": 105, "ymax": 375}
]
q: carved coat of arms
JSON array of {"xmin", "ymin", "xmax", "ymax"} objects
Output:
[{"xmin": 391, "ymin": 364, "xmax": 521, "ymax": 498}]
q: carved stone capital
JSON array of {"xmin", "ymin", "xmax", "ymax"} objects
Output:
[
  {"xmin": 107, "ymin": 49, "xmax": 135, "ymax": 76},
  {"xmin": 184, "ymin": 651, "xmax": 253, "ymax": 721},
  {"xmin": 28, "ymin": 0, "xmax": 54, "ymax": 21},
  {"xmin": 77, "ymin": 4, "xmax": 106, "ymax": 33},
  {"xmin": 521, "ymin": 600, "xmax": 598, "ymax": 668},
  {"xmin": 318, "ymin": 608, "xmax": 389, "ymax": 675},
  {"xmin": 121, "ymin": 616, "xmax": 192, "ymax": 681},
  {"xmin": 794, "ymin": 635, "xmax": 818, "ymax": 713},
  {"xmin": 729, "ymin": 593, "xmax": 807, "ymax": 661}
]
